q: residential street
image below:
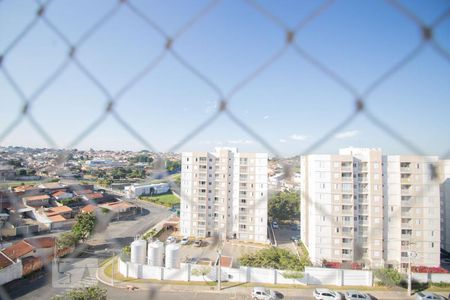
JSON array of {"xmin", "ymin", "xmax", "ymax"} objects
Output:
[{"xmin": 2, "ymin": 199, "xmax": 171, "ymax": 300}]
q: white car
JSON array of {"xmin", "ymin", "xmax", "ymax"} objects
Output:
[
  {"xmin": 344, "ymin": 290, "xmax": 371, "ymax": 300},
  {"xmin": 314, "ymin": 288, "xmax": 342, "ymax": 300},
  {"xmin": 180, "ymin": 236, "xmax": 189, "ymax": 245},
  {"xmin": 272, "ymin": 221, "xmax": 279, "ymax": 229},
  {"xmin": 251, "ymin": 287, "xmax": 282, "ymax": 300},
  {"xmin": 166, "ymin": 236, "xmax": 176, "ymax": 244},
  {"xmin": 415, "ymin": 292, "xmax": 447, "ymax": 300}
]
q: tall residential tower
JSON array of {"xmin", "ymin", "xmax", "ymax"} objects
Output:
[
  {"xmin": 180, "ymin": 148, "xmax": 268, "ymax": 243},
  {"xmin": 301, "ymin": 148, "xmax": 440, "ymax": 269}
]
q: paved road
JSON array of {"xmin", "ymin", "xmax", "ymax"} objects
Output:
[{"xmin": 3, "ymin": 199, "xmax": 171, "ymax": 299}]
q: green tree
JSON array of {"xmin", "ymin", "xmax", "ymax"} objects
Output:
[
  {"xmin": 96, "ymin": 178, "xmax": 112, "ymax": 187},
  {"xmin": 72, "ymin": 212, "xmax": 96, "ymax": 242},
  {"xmin": 239, "ymin": 247, "xmax": 309, "ymax": 271},
  {"xmin": 52, "ymin": 285, "xmax": 107, "ymax": 300},
  {"xmin": 374, "ymin": 268, "xmax": 403, "ymax": 287},
  {"xmin": 166, "ymin": 160, "xmax": 181, "ymax": 172},
  {"xmin": 268, "ymin": 191, "xmax": 300, "ymax": 221},
  {"xmin": 56, "ymin": 232, "xmax": 78, "ymax": 249}
]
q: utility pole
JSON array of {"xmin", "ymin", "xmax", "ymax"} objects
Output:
[
  {"xmin": 407, "ymin": 239, "xmax": 417, "ymax": 297},
  {"xmin": 407, "ymin": 241, "xmax": 411, "ymax": 297},
  {"xmin": 111, "ymin": 249, "xmax": 115, "ymax": 287},
  {"xmin": 217, "ymin": 237, "xmax": 223, "ymax": 291}
]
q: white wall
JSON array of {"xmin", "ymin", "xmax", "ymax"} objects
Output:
[
  {"xmin": 118, "ymin": 258, "xmax": 373, "ymax": 286},
  {"xmin": 0, "ymin": 260, "xmax": 22, "ymax": 285}
]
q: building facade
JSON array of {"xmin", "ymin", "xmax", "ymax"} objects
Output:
[
  {"xmin": 180, "ymin": 148, "xmax": 268, "ymax": 243},
  {"xmin": 301, "ymin": 148, "xmax": 440, "ymax": 269},
  {"xmin": 440, "ymin": 160, "xmax": 450, "ymax": 252}
]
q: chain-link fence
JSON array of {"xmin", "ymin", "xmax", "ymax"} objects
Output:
[{"xmin": 1, "ymin": 0, "xmax": 450, "ymax": 299}]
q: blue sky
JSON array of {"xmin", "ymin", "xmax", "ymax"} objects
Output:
[{"xmin": 1, "ymin": 0, "xmax": 449, "ymax": 156}]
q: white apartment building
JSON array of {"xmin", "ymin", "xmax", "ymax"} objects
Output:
[
  {"xmin": 440, "ymin": 160, "xmax": 450, "ymax": 251},
  {"xmin": 180, "ymin": 148, "xmax": 268, "ymax": 243},
  {"xmin": 301, "ymin": 148, "xmax": 441, "ymax": 270}
]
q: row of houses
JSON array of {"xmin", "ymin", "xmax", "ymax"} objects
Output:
[
  {"xmin": 1, "ymin": 182, "xmax": 137, "ymax": 236},
  {"xmin": 0, "ymin": 236, "xmax": 72, "ymax": 285}
]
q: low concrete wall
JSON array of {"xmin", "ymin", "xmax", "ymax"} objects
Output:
[
  {"xmin": 118, "ymin": 258, "xmax": 372, "ymax": 286},
  {"xmin": 412, "ymin": 272, "xmax": 450, "ymax": 283},
  {"xmin": 0, "ymin": 260, "xmax": 22, "ymax": 285}
]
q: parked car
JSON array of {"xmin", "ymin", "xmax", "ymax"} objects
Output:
[
  {"xmin": 166, "ymin": 236, "xmax": 176, "ymax": 244},
  {"xmin": 251, "ymin": 287, "xmax": 283, "ymax": 300},
  {"xmin": 344, "ymin": 290, "xmax": 371, "ymax": 300},
  {"xmin": 314, "ymin": 288, "xmax": 342, "ymax": 300},
  {"xmin": 290, "ymin": 235, "xmax": 300, "ymax": 242},
  {"xmin": 193, "ymin": 239, "xmax": 203, "ymax": 247},
  {"xmin": 415, "ymin": 292, "xmax": 446, "ymax": 300},
  {"xmin": 180, "ymin": 236, "xmax": 189, "ymax": 245},
  {"xmin": 272, "ymin": 221, "xmax": 279, "ymax": 229}
]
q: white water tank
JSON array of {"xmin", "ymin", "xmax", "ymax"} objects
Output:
[
  {"xmin": 130, "ymin": 239, "xmax": 147, "ymax": 265},
  {"xmin": 147, "ymin": 240, "xmax": 164, "ymax": 266},
  {"xmin": 165, "ymin": 243, "xmax": 180, "ymax": 268}
]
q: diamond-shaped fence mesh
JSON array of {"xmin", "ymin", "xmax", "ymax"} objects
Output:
[{"xmin": 0, "ymin": 0, "xmax": 450, "ymax": 299}]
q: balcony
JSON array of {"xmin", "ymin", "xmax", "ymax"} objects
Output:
[
  {"xmin": 342, "ymin": 197, "xmax": 353, "ymax": 204},
  {"xmin": 401, "ymin": 210, "xmax": 412, "ymax": 217},
  {"xmin": 342, "ymin": 253, "xmax": 353, "ymax": 260},
  {"xmin": 359, "ymin": 209, "xmax": 369, "ymax": 215},
  {"xmin": 401, "ymin": 176, "xmax": 412, "ymax": 183},
  {"xmin": 359, "ymin": 220, "xmax": 369, "ymax": 226},
  {"xmin": 401, "ymin": 189, "xmax": 411, "ymax": 195},
  {"xmin": 342, "ymin": 242, "xmax": 353, "ymax": 248},
  {"xmin": 401, "ymin": 222, "xmax": 412, "ymax": 229},
  {"xmin": 342, "ymin": 230, "xmax": 354, "ymax": 237},
  {"xmin": 342, "ymin": 221, "xmax": 353, "ymax": 226},
  {"xmin": 342, "ymin": 209, "xmax": 354, "ymax": 215},
  {"xmin": 401, "ymin": 234, "xmax": 412, "ymax": 240}
]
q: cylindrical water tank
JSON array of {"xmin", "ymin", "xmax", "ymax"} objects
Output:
[
  {"xmin": 147, "ymin": 240, "xmax": 164, "ymax": 266},
  {"xmin": 130, "ymin": 239, "xmax": 147, "ymax": 265},
  {"xmin": 165, "ymin": 243, "xmax": 180, "ymax": 268}
]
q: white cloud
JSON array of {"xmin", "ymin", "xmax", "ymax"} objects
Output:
[
  {"xmin": 279, "ymin": 139, "xmax": 287, "ymax": 143},
  {"xmin": 227, "ymin": 139, "xmax": 253, "ymax": 144},
  {"xmin": 263, "ymin": 115, "xmax": 269, "ymax": 120},
  {"xmin": 289, "ymin": 134, "xmax": 308, "ymax": 141},
  {"xmin": 334, "ymin": 130, "xmax": 360, "ymax": 139}
]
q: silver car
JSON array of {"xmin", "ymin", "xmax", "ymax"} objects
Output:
[
  {"xmin": 415, "ymin": 292, "xmax": 446, "ymax": 300},
  {"xmin": 344, "ymin": 290, "xmax": 371, "ymax": 300},
  {"xmin": 251, "ymin": 287, "xmax": 283, "ymax": 300},
  {"xmin": 314, "ymin": 288, "xmax": 342, "ymax": 300}
]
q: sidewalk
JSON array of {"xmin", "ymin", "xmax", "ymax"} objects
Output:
[{"xmin": 96, "ymin": 258, "xmax": 435, "ymax": 299}]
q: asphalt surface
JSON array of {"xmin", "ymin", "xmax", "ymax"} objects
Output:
[{"xmin": 2, "ymin": 198, "xmax": 171, "ymax": 300}]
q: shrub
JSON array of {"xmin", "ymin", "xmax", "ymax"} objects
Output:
[
  {"xmin": 282, "ymin": 270, "xmax": 304, "ymax": 279},
  {"xmin": 52, "ymin": 285, "xmax": 107, "ymax": 300},
  {"xmin": 374, "ymin": 268, "xmax": 403, "ymax": 287},
  {"xmin": 239, "ymin": 247, "xmax": 309, "ymax": 271},
  {"xmin": 411, "ymin": 266, "xmax": 448, "ymax": 273}
]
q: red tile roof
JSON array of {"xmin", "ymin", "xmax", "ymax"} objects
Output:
[
  {"xmin": 23, "ymin": 194, "xmax": 50, "ymax": 202},
  {"xmin": 45, "ymin": 206, "xmax": 72, "ymax": 216},
  {"xmin": 52, "ymin": 190, "xmax": 69, "ymax": 197},
  {"xmin": 81, "ymin": 204, "xmax": 97, "ymax": 213},
  {"xmin": 0, "ymin": 252, "xmax": 14, "ymax": 268},
  {"xmin": 74, "ymin": 189, "xmax": 93, "ymax": 196},
  {"xmin": 47, "ymin": 215, "xmax": 66, "ymax": 222},
  {"xmin": 84, "ymin": 193, "xmax": 103, "ymax": 200},
  {"xmin": 24, "ymin": 237, "xmax": 55, "ymax": 249},
  {"xmin": 2, "ymin": 240, "xmax": 34, "ymax": 261}
]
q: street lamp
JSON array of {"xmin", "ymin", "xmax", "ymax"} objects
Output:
[{"xmin": 407, "ymin": 245, "xmax": 417, "ymax": 297}]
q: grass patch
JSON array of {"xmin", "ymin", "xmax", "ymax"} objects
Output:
[{"xmin": 140, "ymin": 192, "xmax": 180, "ymax": 207}]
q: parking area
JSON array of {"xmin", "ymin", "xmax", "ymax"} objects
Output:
[
  {"xmin": 158, "ymin": 235, "xmax": 268, "ymax": 268},
  {"xmin": 272, "ymin": 223, "xmax": 300, "ymax": 253}
]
